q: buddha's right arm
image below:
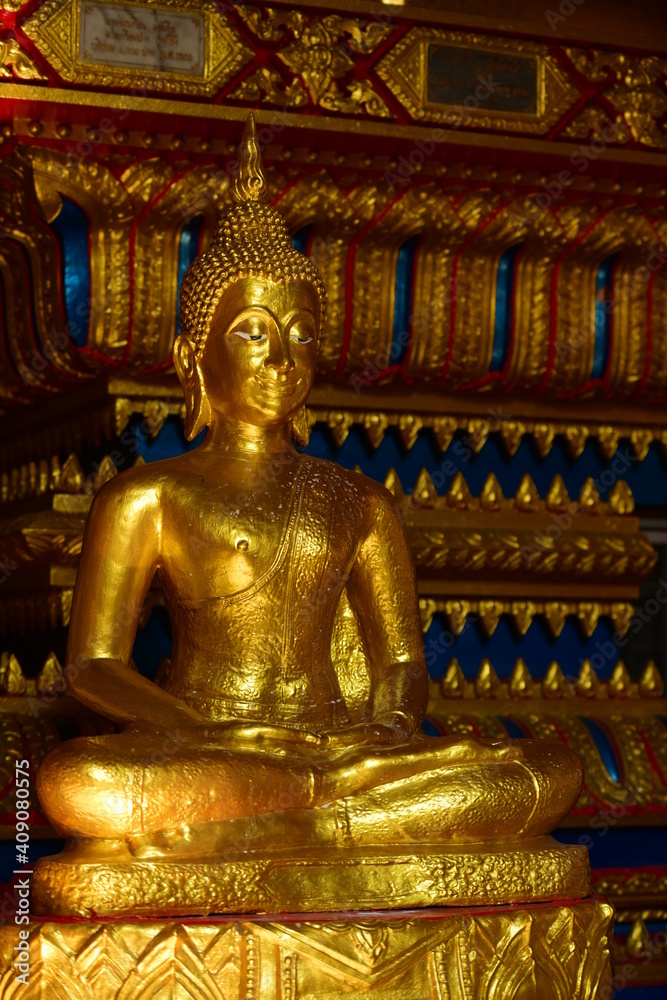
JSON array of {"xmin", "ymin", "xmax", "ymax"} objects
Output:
[
  {"xmin": 66, "ymin": 656, "xmax": 203, "ymax": 728},
  {"xmin": 65, "ymin": 472, "xmax": 204, "ymax": 729}
]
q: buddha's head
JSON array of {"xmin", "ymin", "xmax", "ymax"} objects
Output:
[{"xmin": 175, "ymin": 114, "xmax": 326, "ymax": 444}]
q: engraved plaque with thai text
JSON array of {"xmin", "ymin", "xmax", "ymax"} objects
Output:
[
  {"xmin": 377, "ymin": 28, "xmax": 577, "ymax": 134},
  {"xmin": 80, "ymin": 1, "xmax": 204, "ymax": 75},
  {"xmin": 23, "ymin": 0, "xmax": 252, "ymax": 97},
  {"xmin": 427, "ymin": 44, "xmax": 538, "ymax": 115}
]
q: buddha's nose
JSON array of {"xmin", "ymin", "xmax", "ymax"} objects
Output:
[{"xmin": 264, "ymin": 336, "xmax": 296, "ymax": 376}]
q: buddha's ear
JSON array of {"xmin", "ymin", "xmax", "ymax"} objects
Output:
[
  {"xmin": 173, "ymin": 334, "xmax": 212, "ymax": 441},
  {"xmin": 290, "ymin": 405, "xmax": 311, "ymax": 447}
]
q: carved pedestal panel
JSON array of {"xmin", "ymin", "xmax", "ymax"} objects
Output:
[
  {"xmin": 0, "ymin": 899, "xmax": 613, "ymax": 999},
  {"xmin": 32, "ymin": 838, "xmax": 591, "ymax": 918}
]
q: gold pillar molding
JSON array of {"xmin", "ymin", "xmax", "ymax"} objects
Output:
[{"xmin": 0, "ymin": 899, "xmax": 613, "ymax": 999}]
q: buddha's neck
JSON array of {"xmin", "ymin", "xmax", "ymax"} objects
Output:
[{"xmin": 199, "ymin": 417, "xmax": 297, "ymax": 464}]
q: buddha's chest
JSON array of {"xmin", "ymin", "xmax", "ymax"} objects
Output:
[{"xmin": 164, "ymin": 472, "xmax": 361, "ymax": 601}]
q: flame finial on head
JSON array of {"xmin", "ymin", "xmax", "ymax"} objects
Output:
[{"xmin": 230, "ymin": 113, "xmax": 269, "ymax": 205}]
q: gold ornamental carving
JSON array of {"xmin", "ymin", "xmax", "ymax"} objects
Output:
[
  {"xmin": 232, "ymin": 6, "xmax": 392, "ymax": 116},
  {"xmin": 22, "ymin": 0, "xmax": 252, "ymax": 97},
  {"xmin": 420, "ymin": 598, "xmax": 638, "ymax": 639},
  {"xmin": 20, "ymin": 148, "xmax": 230, "ymax": 366},
  {"xmin": 0, "ymin": 39, "xmax": 45, "ymax": 80},
  {"xmin": 597, "ymin": 871, "xmax": 667, "ymax": 922},
  {"xmin": 565, "ymin": 48, "xmax": 667, "ymax": 150},
  {"xmin": 229, "ymin": 66, "xmax": 308, "ymax": 108},
  {"xmin": 376, "ymin": 28, "xmax": 577, "ymax": 133},
  {"xmin": 0, "ymin": 901, "xmax": 613, "ymax": 999}
]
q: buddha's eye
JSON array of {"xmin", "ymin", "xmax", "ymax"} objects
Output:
[
  {"xmin": 233, "ymin": 322, "xmax": 267, "ymax": 343},
  {"xmin": 289, "ymin": 326, "xmax": 314, "ymax": 345}
]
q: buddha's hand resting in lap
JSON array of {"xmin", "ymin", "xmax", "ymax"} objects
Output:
[
  {"xmin": 124, "ymin": 718, "xmax": 410, "ymax": 754},
  {"xmin": 126, "ymin": 719, "xmax": 329, "ymax": 751},
  {"xmin": 319, "ymin": 729, "xmax": 525, "ymax": 763},
  {"xmin": 319, "ymin": 722, "xmax": 412, "ymax": 752},
  {"xmin": 172, "ymin": 720, "xmax": 407, "ymax": 753}
]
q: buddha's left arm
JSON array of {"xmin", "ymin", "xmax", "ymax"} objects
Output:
[{"xmin": 347, "ymin": 490, "xmax": 428, "ymax": 736}]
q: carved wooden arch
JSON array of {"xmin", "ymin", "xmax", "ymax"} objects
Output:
[
  {"xmin": 30, "ymin": 147, "xmax": 134, "ymax": 365},
  {"xmin": 402, "ymin": 185, "xmax": 470, "ymax": 381},
  {"xmin": 339, "ymin": 184, "xmax": 453, "ymax": 380},
  {"xmin": 0, "ymin": 151, "xmax": 87, "ymax": 395},
  {"xmin": 548, "ymin": 202, "xmax": 655, "ymax": 397},
  {"xmin": 644, "ymin": 211, "xmax": 667, "ymax": 401},
  {"xmin": 439, "ymin": 190, "xmax": 528, "ymax": 390},
  {"xmin": 603, "ymin": 206, "xmax": 660, "ymax": 397},
  {"xmin": 501, "ymin": 197, "xmax": 583, "ymax": 393}
]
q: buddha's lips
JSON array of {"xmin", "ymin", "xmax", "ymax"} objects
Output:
[{"xmin": 256, "ymin": 377, "xmax": 298, "ymax": 396}]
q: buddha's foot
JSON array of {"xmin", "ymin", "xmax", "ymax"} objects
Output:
[
  {"xmin": 129, "ymin": 825, "xmax": 215, "ymax": 859},
  {"xmin": 128, "ymin": 808, "xmax": 328, "ymax": 860},
  {"xmin": 50, "ymin": 837, "xmax": 137, "ymax": 864}
]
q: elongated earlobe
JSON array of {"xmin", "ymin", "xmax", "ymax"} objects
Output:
[
  {"xmin": 173, "ymin": 335, "xmax": 212, "ymax": 441},
  {"xmin": 184, "ymin": 367, "xmax": 212, "ymax": 441},
  {"xmin": 291, "ymin": 405, "xmax": 311, "ymax": 446}
]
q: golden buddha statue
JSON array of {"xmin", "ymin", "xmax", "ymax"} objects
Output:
[{"xmin": 33, "ymin": 116, "xmax": 586, "ymax": 918}]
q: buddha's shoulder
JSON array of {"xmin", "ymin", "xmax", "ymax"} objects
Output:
[
  {"xmin": 304, "ymin": 456, "xmax": 398, "ymax": 514},
  {"xmin": 89, "ymin": 458, "xmax": 183, "ymax": 516}
]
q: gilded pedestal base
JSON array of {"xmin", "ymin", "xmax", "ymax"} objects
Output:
[
  {"xmin": 0, "ymin": 898, "xmax": 613, "ymax": 999},
  {"xmin": 32, "ymin": 837, "xmax": 590, "ymax": 918}
]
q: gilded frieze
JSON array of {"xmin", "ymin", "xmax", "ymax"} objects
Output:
[
  {"xmin": 5, "ymin": 380, "xmax": 667, "ymax": 500},
  {"xmin": 1, "ymin": 4, "xmax": 667, "ymax": 154},
  {"xmin": 419, "ymin": 597, "xmax": 637, "ymax": 639},
  {"xmin": 1, "ymin": 149, "xmax": 666, "ymax": 405},
  {"xmin": 433, "ymin": 656, "xmax": 664, "ymax": 700},
  {"xmin": 232, "ymin": 5, "xmax": 391, "ymax": 117},
  {"xmin": 597, "ymin": 873, "xmax": 667, "ymax": 923}
]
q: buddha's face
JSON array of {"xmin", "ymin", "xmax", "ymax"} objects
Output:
[{"xmin": 200, "ymin": 277, "xmax": 319, "ymax": 429}]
